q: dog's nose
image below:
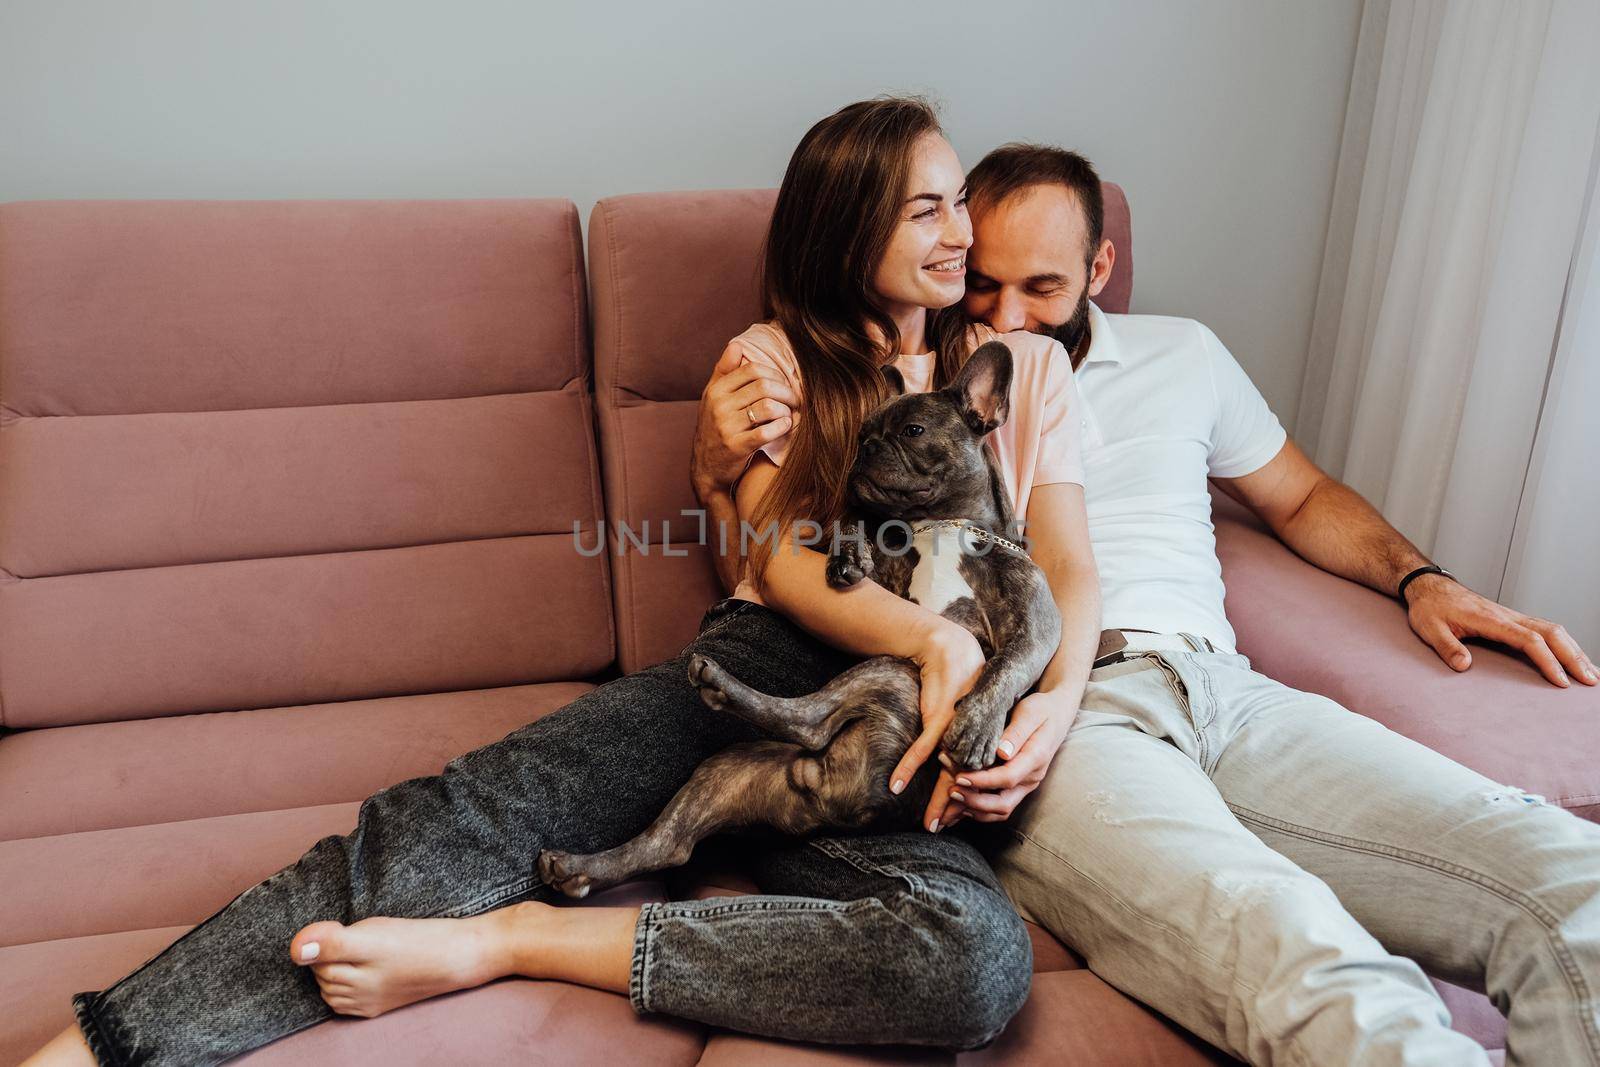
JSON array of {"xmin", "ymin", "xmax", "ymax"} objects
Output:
[{"xmin": 859, "ymin": 437, "xmax": 881, "ymax": 458}]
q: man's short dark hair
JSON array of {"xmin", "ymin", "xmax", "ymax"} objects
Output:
[{"xmin": 966, "ymin": 143, "xmax": 1104, "ymax": 261}]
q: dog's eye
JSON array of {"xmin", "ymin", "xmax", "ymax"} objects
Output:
[{"xmin": 899, "ymin": 424, "xmax": 925, "ymax": 438}]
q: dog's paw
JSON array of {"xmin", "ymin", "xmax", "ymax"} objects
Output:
[
  {"xmin": 943, "ymin": 693, "xmax": 1007, "ymax": 770},
  {"xmin": 536, "ymin": 849, "xmax": 594, "ymax": 899},
  {"xmin": 825, "ymin": 551, "xmax": 871, "ymax": 589},
  {"xmin": 687, "ymin": 653, "xmax": 731, "ymax": 711}
]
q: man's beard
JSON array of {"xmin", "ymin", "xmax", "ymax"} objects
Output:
[{"xmin": 1044, "ymin": 286, "xmax": 1092, "ymax": 364}]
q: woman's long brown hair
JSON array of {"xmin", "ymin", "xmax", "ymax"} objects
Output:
[{"xmin": 746, "ymin": 96, "xmax": 972, "ymax": 588}]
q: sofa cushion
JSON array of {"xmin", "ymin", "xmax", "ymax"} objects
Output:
[
  {"xmin": 0, "ymin": 682, "xmax": 590, "ymax": 841},
  {"xmin": 588, "ymin": 190, "xmax": 774, "ymax": 676},
  {"xmin": 1214, "ymin": 492, "xmax": 1600, "ymax": 821},
  {"xmin": 0, "ymin": 678, "xmax": 682, "ymax": 1062},
  {"xmin": 0, "ymin": 895, "xmax": 703, "ymax": 1067},
  {"xmin": 1433, "ymin": 977, "xmax": 1508, "ymax": 1053},
  {"xmin": 234, "ymin": 976, "xmax": 706, "ymax": 1067},
  {"xmin": 0, "ymin": 200, "xmax": 586, "ymax": 418},
  {"xmin": 693, "ymin": 971, "xmax": 1230, "ymax": 1066},
  {"xmin": 0, "ymin": 392, "xmax": 598, "ymax": 577},
  {"xmin": 0, "ymin": 539, "xmax": 610, "ymax": 729},
  {"xmin": 0, "ymin": 677, "xmax": 605, "ymax": 947},
  {"xmin": 0, "ymin": 200, "xmax": 612, "ymax": 728},
  {"xmin": 3, "ymin": 802, "xmax": 361, "ymax": 947},
  {"xmin": 588, "ymin": 185, "xmax": 1133, "ymax": 672},
  {"xmin": 0, "ymin": 926, "xmax": 195, "ymax": 1064}
]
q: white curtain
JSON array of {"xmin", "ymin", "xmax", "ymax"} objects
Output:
[
  {"xmin": 1299, "ymin": 0, "xmax": 1600, "ymax": 646},
  {"xmin": 1500, "ymin": 162, "xmax": 1600, "ymax": 648}
]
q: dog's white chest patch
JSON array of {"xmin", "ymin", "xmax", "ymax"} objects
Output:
[{"xmin": 907, "ymin": 526, "xmax": 979, "ymax": 616}]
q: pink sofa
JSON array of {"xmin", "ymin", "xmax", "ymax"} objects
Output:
[{"xmin": 1, "ymin": 189, "xmax": 1594, "ymax": 1065}]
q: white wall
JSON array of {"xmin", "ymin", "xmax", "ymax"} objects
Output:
[{"xmin": 0, "ymin": 0, "xmax": 1363, "ymax": 425}]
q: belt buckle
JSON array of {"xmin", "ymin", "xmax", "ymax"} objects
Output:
[{"xmin": 1092, "ymin": 629, "xmax": 1129, "ymax": 669}]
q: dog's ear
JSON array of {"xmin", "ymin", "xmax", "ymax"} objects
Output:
[
  {"xmin": 880, "ymin": 364, "xmax": 906, "ymax": 397},
  {"xmin": 947, "ymin": 341, "xmax": 1012, "ymax": 436}
]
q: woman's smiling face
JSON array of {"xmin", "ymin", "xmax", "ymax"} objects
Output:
[{"xmin": 870, "ymin": 132, "xmax": 972, "ymax": 323}]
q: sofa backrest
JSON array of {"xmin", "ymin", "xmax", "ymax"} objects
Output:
[
  {"xmin": 590, "ymin": 184, "xmax": 1133, "ymax": 672},
  {"xmin": 0, "ymin": 199, "xmax": 613, "ymax": 728}
]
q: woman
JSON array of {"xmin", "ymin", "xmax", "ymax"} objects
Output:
[{"xmin": 25, "ymin": 97, "xmax": 1099, "ymax": 1067}]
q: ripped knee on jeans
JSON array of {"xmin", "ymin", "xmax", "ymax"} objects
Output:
[{"xmin": 1478, "ymin": 784, "xmax": 1552, "ymax": 808}]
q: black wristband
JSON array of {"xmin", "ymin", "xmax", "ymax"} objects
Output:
[{"xmin": 1398, "ymin": 564, "xmax": 1454, "ymax": 606}]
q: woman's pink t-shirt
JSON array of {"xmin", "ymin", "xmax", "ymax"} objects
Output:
[{"xmin": 728, "ymin": 322, "xmax": 1086, "ymax": 605}]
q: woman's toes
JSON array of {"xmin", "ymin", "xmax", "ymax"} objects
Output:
[
  {"xmin": 314, "ymin": 979, "xmax": 354, "ymax": 1003},
  {"xmin": 311, "ymin": 961, "xmax": 360, "ymax": 985},
  {"xmin": 323, "ymin": 994, "xmax": 364, "ymax": 1016},
  {"xmin": 291, "ymin": 920, "xmax": 353, "ymax": 966}
]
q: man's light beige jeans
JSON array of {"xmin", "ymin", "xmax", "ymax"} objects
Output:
[{"xmin": 990, "ymin": 644, "xmax": 1600, "ymax": 1066}]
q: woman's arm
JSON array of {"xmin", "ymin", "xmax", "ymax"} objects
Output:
[
  {"xmin": 737, "ymin": 460, "xmax": 950, "ymax": 657},
  {"xmin": 737, "ymin": 457, "xmax": 985, "ymax": 829},
  {"xmin": 1025, "ymin": 481, "xmax": 1101, "ymax": 711},
  {"xmin": 942, "ymin": 480, "xmax": 1101, "ymax": 827}
]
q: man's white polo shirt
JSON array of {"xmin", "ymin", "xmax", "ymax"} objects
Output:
[{"xmin": 1068, "ymin": 302, "xmax": 1287, "ymax": 654}]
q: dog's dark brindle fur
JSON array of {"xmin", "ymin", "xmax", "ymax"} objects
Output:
[{"xmin": 538, "ymin": 342, "xmax": 1062, "ymax": 897}]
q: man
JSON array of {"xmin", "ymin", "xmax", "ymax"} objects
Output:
[{"xmin": 690, "ymin": 144, "xmax": 1600, "ymax": 1066}]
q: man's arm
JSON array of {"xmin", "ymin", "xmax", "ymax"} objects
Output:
[
  {"xmin": 690, "ymin": 343, "xmax": 798, "ymax": 593},
  {"xmin": 1214, "ymin": 439, "xmax": 1597, "ymax": 687}
]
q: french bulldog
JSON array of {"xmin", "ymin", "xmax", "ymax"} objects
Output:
[{"xmin": 538, "ymin": 341, "xmax": 1063, "ymax": 897}]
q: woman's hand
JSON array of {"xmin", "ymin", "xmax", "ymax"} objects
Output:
[
  {"xmin": 886, "ymin": 618, "xmax": 986, "ymax": 832},
  {"xmin": 939, "ymin": 691, "xmax": 1078, "ymax": 827}
]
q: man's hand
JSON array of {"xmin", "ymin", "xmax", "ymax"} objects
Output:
[
  {"xmin": 1216, "ymin": 443, "xmax": 1598, "ymax": 689},
  {"xmin": 690, "ymin": 343, "xmax": 799, "ymax": 500},
  {"xmin": 936, "ymin": 691, "xmax": 1077, "ymax": 829},
  {"xmin": 1406, "ymin": 574, "xmax": 1598, "ymax": 687}
]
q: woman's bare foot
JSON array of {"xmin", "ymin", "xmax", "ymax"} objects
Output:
[{"xmin": 289, "ymin": 904, "xmax": 541, "ymax": 1018}]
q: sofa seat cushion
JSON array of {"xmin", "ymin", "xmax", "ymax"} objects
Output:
[
  {"xmin": 232, "ymin": 975, "xmax": 706, "ymax": 1067},
  {"xmin": 0, "ymin": 681, "xmax": 591, "ymax": 842},
  {"xmin": 3, "ymin": 800, "xmax": 675, "ymax": 948},
  {"xmin": 1, "ymin": 884, "xmax": 700, "ymax": 1067},
  {"xmin": 1, "ymin": 926, "xmax": 194, "ymax": 1063},
  {"xmin": 692, "ymin": 971, "xmax": 1233, "ymax": 1066},
  {"xmin": 1214, "ymin": 493, "xmax": 1600, "ymax": 821},
  {"xmin": 0, "ymin": 681, "xmax": 610, "ymax": 948},
  {"xmin": 1433, "ymin": 977, "xmax": 1508, "ymax": 1052}
]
